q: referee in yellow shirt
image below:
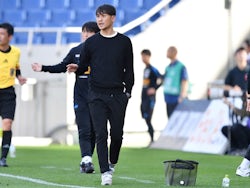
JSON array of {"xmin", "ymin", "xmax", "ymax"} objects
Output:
[{"xmin": 0, "ymin": 22, "xmax": 26, "ymax": 167}]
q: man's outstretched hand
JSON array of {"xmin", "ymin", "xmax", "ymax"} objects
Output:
[{"xmin": 67, "ymin": 64, "xmax": 78, "ymax": 73}]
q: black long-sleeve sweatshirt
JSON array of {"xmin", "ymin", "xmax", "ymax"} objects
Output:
[{"xmin": 79, "ymin": 32, "xmax": 134, "ymax": 94}]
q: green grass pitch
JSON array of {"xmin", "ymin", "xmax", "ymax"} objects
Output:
[{"xmin": 0, "ymin": 145, "xmax": 249, "ymax": 187}]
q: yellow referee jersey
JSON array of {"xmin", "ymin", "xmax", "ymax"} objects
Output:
[{"xmin": 0, "ymin": 46, "xmax": 20, "ymax": 89}]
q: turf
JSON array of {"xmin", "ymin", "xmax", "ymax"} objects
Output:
[{"xmin": 0, "ymin": 145, "xmax": 249, "ymax": 188}]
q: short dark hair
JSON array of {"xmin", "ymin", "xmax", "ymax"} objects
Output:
[
  {"xmin": 234, "ymin": 47, "xmax": 246, "ymax": 56},
  {"xmin": 0, "ymin": 22, "xmax": 14, "ymax": 36},
  {"xmin": 96, "ymin": 4, "xmax": 116, "ymax": 16},
  {"xmin": 82, "ymin": 21, "xmax": 100, "ymax": 33},
  {"xmin": 244, "ymin": 39, "xmax": 250, "ymax": 47},
  {"xmin": 141, "ymin": 49, "xmax": 151, "ymax": 56}
]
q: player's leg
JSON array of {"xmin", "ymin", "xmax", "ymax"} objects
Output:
[
  {"xmin": 109, "ymin": 93, "xmax": 128, "ymax": 167},
  {"xmin": 0, "ymin": 87, "xmax": 16, "ymax": 167},
  {"xmin": 75, "ymin": 100, "xmax": 95, "ymax": 173}
]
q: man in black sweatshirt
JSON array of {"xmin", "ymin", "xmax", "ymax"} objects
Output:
[
  {"xmin": 32, "ymin": 22, "xmax": 100, "ymax": 174},
  {"xmin": 67, "ymin": 4, "xmax": 134, "ymax": 186}
]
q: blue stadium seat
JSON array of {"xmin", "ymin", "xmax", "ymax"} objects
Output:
[
  {"xmin": 33, "ymin": 32, "xmax": 57, "ymax": 44},
  {"xmin": 24, "ymin": 10, "xmax": 51, "ymax": 27},
  {"xmin": 1, "ymin": 10, "xmax": 27, "ymax": 27},
  {"xmin": 12, "ymin": 32, "xmax": 28, "ymax": 44},
  {"xmin": 45, "ymin": 0, "xmax": 69, "ymax": 9},
  {"xmin": 32, "ymin": 33, "xmax": 43, "ymax": 44},
  {"xmin": 21, "ymin": 0, "xmax": 45, "ymax": 10},
  {"xmin": 70, "ymin": 10, "xmax": 95, "ymax": 27},
  {"xmin": 113, "ymin": 9, "xmax": 124, "ymax": 26},
  {"xmin": 93, "ymin": 0, "xmax": 119, "ymax": 9},
  {"xmin": 125, "ymin": 25, "xmax": 142, "ymax": 36},
  {"xmin": 69, "ymin": 0, "xmax": 94, "ymax": 10},
  {"xmin": 0, "ymin": 0, "xmax": 21, "ymax": 10},
  {"xmin": 169, "ymin": 0, "xmax": 181, "ymax": 8},
  {"xmin": 123, "ymin": 10, "xmax": 146, "ymax": 24},
  {"xmin": 62, "ymin": 32, "xmax": 81, "ymax": 44},
  {"xmin": 142, "ymin": 0, "xmax": 159, "ymax": 10},
  {"xmin": 149, "ymin": 12, "xmax": 161, "ymax": 22},
  {"xmin": 46, "ymin": 9, "xmax": 74, "ymax": 27},
  {"xmin": 119, "ymin": 0, "xmax": 143, "ymax": 11}
]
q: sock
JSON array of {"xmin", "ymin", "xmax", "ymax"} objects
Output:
[
  {"xmin": 1, "ymin": 130, "xmax": 12, "ymax": 159},
  {"xmin": 240, "ymin": 158, "xmax": 250, "ymax": 169},
  {"xmin": 81, "ymin": 156, "xmax": 92, "ymax": 163},
  {"xmin": 109, "ymin": 163, "xmax": 115, "ymax": 168}
]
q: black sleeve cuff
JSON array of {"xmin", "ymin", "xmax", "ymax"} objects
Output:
[
  {"xmin": 16, "ymin": 69, "xmax": 21, "ymax": 77},
  {"xmin": 41, "ymin": 65, "xmax": 49, "ymax": 72}
]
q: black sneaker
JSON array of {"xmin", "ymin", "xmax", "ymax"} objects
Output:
[
  {"xmin": 0, "ymin": 158, "xmax": 8, "ymax": 167},
  {"xmin": 80, "ymin": 162, "xmax": 95, "ymax": 173}
]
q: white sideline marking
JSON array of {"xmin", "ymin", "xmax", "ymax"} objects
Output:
[
  {"xmin": 41, "ymin": 165, "xmax": 73, "ymax": 171},
  {"xmin": 119, "ymin": 176, "xmax": 155, "ymax": 184},
  {"xmin": 0, "ymin": 173, "xmax": 95, "ymax": 188},
  {"xmin": 41, "ymin": 166, "xmax": 155, "ymax": 185}
]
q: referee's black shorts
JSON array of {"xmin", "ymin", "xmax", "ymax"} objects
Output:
[{"xmin": 0, "ymin": 86, "xmax": 16, "ymax": 120}]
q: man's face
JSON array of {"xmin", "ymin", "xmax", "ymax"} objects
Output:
[
  {"xmin": 81, "ymin": 29, "xmax": 96, "ymax": 41},
  {"xmin": 96, "ymin": 13, "xmax": 115, "ymax": 31},
  {"xmin": 235, "ymin": 50, "xmax": 247, "ymax": 66},
  {"xmin": 141, "ymin": 54, "xmax": 150, "ymax": 65},
  {"xmin": 0, "ymin": 28, "xmax": 11, "ymax": 46},
  {"xmin": 167, "ymin": 47, "xmax": 177, "ymax": 59}
]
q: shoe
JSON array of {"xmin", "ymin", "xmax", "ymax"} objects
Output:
[
  {"xmin": 109, "ymin": 163, "xmax": 115, "ymax": 173},
  {"xmin": 80, "ymin": 162, "xmax": 95, "ymax": 173},
  {"xmin": 236, "ymin": 166, "xmax": 250, "ymax": 177},
  {"xmin": 147, "ymin": 140, "xmax": 154, "ymax": 148},
  {"xmin": 0, "ymin": 158, "xmax": 8, "ymax": 167},
  {"xmin": 101, "ymin": 171, "xmax": 112, "ymax": 186}
]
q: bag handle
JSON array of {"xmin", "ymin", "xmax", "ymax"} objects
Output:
[
  {"xmin": 176, "ymin": 159, "xmax": 198, "ymax": 165},
  {"xmin": 172, "ymin": 159, "xmax": 195, "ymax": 170}
]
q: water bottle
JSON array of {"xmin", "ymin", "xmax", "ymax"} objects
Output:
[{"xmin": 222, "ymin": 174, "xmax": 230, "ymax": 187}]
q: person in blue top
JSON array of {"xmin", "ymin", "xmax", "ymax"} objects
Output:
[
  {"xmin": 163, "ymin": 46, "xmax": 188, "ymax": 118},
  {"xmin": 140, "ymin": 49, "xmax": 162, "ymax": 143},
  {"xmin": 31, "ymin": 21, "xmax": 100, "ymax": 174}
]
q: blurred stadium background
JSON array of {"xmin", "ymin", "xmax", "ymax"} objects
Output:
[{"xmin": 0, "ymin": 0, "xmax": 250, "ymax": 147}]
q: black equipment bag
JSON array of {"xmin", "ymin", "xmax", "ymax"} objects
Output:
[{"xmin": 163, "ymin": 159, "xmax": 199, "ymax": 186}]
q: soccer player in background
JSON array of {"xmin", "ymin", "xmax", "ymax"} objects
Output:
[
  {"xmin": 31, "ymin": 21, "xmax": 100, "ymax": 173},
  {"xmin": 0, "ymin": 22, "xmax": 27, "ymax": 167},
  {"xmin": 140, "ymin": 49, "xmax": 162, "ymax": 144},
  {"xmin": 67, "ymin": 4, "xmax": 134, "ymax": 185}
]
